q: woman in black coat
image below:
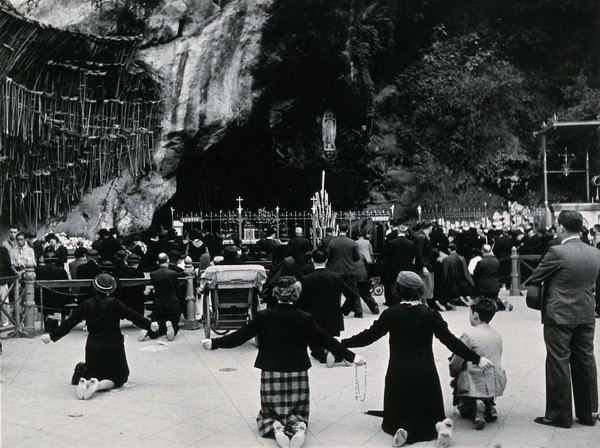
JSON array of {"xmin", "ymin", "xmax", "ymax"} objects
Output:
[
  {"xmin": 342, "ymin": 271, "xmax": 493, "ymax": 447},
  {"xmin": 201, "ymin": 276, "xmax": 366, "ymax": 448},
  {"xmin": 43, "ymin": 273, "xmax": 157, "ymax": 400}
]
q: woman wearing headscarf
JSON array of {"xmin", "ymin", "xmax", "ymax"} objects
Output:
[
  {"xmin": 42, "ymin": 273, "xmax": 157, "ymax": 400},
  {"xmin": 342, "ymin": 271, "xmax": 493, "ymax": 447},
  {"xmin": 201, "ymin": 276, "xmax": 366, "ymax": 448},
  {"xmin": 261, "ymin": 244, "xmax": 304, "ymax": 307}
]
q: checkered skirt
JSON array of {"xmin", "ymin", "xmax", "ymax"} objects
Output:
[{"xmin": 257, "ymin": 370, "xmax": 310, "ymax": 438}]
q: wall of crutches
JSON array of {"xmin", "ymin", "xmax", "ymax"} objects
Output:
[{"xmin": 0, "ymin": 6, "xmax": 161, "ymax": 228}]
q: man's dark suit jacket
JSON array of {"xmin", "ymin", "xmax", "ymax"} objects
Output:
[
  {"xmin": 297, "ymin": 268, "xmax": 352, "ymax": 335},
  {"xmin": 414, "ymin": 231, "xmax": 433, "ymax": 271},
  {"xmin": 76, "ymin": 260, "xmax": 101, "ymax": 301},
  {"xmin": 327, "ymin": 235, "xmax": 360, "ymax": 275},
  {"xmin": 473, "ymin": 255, "xmax": 501, "ymax": 297},
  {"xmin": 99, "ymin": 236, "xmax": 122, "ymax": 261},
  {"xmin": 211, "ymin": 304, "xmax": 355, "ymax": 372},
  {"xmin": 115, "ymin": 264, "xmax": 146, "ymax": 315},
  {"xmin": 384, "ymin": 236, "xmax": 415, "ymax": 282},
  {"xmin": 35, "ymin": 263, "xmax": 69, "ymax": 312},
  {"xmin": 288, "ymin": 236, "xmax": 313, "ymax": 270},
  {"xmin": 149, "ymin": 265, "xmax": 180, "ymax": 316}
]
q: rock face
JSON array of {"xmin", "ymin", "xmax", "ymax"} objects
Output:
[
  {"xmin": 5, "ymin": 0, "xmax": 410, "ymax": 237},
  {"xmin": 7, "ymin": 0, "xmax": 275, "ymax": 236},
  {"xmin": 139, "ymin": 0, "xmax": 271, "ymax": 155}
]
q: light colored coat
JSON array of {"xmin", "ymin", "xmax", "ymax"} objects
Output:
[{"xmin": 449, "ymin": 323, "xmax": 507, "ymax": 398}]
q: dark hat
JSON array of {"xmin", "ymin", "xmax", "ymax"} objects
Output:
[
  {"xmin": 43, "ymin": 251, "xmax": 57, "ymax": 260},
  {"xmin": 87, "ymin": 249, "xmax": 100, "ymax": 259},
  {"xmin": 100, "ymin": 260, "xmax": 115, "ymax": 272},
  {"xmin": 167, "ymin": 250, "xmax": 181, "ymax": 260},
  {"xmin": 126, "ymin": 253, "xmax": 141, "ymax": 263},
  {"xmin": 92, "ymin": 273, "xmax": 117, "ymax": 295},
  {"xmin": 73, "ymin": 247, "xmax": 88, "ymax": 258},
  {"xmin": 115, "ymin": 250, "xmax": 127, "ymax": 260},
  {"xmin": 44, "ymin": 233, "xmax": 58, "ymax": 243},
  {"xmin": 395, "ymin": 271, "xmax": 424, "ymax": 289},
  {"xmin": 222, "ymin": 246, "xmax": 239, "ymax": 260},
  {"xmin": 98, "ymin": 228, "xmax": 109, "ymax": 237}
]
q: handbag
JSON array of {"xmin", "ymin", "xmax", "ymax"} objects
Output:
[{"xmin": 525, "ymin": 284, "xmax": 544, "ymax": 310}]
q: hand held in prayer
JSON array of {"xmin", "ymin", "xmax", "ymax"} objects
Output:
[
  {"xmin": 201, "ymin": 339, "xmax": 212, "ymax": 350},
  {"xmin": 353, "ymin": 354, "xmax": 366, "ymax": 366},
  {"xmin": 150, "ymin": 321, "xmax": 159, "ymax": 332},
  {"xmin": 42, "ymin": 334, "xmax": 51, "ymax": 344},
  {"xmin": 477, "ymin": 356, "xmax": 493, "ymax": 370}
]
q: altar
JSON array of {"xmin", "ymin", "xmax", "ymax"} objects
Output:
[{"xmin": 534, "ymin": 118, "xmax": 600, "ymax": 227}]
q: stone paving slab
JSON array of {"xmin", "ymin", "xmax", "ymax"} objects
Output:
[{"xmin": 2, "ymin": 292, "xmax": 599, "ymax": 447}]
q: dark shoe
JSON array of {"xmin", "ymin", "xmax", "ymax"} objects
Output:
[
  {"xmin": 354, "ymin": 313, "xmax": 364, "ymax": 318},
  {"xmin": 474, "ymin": 399, "xmax": 486, "ymax": 430},
  {"xmin": 577, "ymin": 418, "xmax": 596, "ymax": 426},
  {"xmin": 534, "ymin": 416, "xmax": 571, "ymax": 428},
  {"xmin": 370, "ymin": 305, "xmax": 380, "ymax": 315},
  {"xmin": 484, "ymin": 405, "xmax": 498, "ymax": 422}
]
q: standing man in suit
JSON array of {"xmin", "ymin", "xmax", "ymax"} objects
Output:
[
  {"xmin": 529, "ymin": 210, "xmax": 600, "ymax": 428},
  {"xmin": 327, "ymin": 223, "xmax": 363, "ymax": 317},
  {"xmin": 297, "ymin": 249, "xmax": 355, "ymax": 363},
  {"xmin": 143, "ymin": 252, "xmax": 180, "ymax": 341},
  {"xmin": 383, "ymin": 224, "xmax": 415, "ymax": 306}
]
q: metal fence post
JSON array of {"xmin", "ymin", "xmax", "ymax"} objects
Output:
[
  {"xmin": 23, "ymin": 262, "xmax": 37, "ymax": 336},
  {"xmin": 183, "ymin": 257, "xmax": 200, "ymax": 330},
  {"xmin": 510, "ymin": 247, "xmax": 521, "ymax": 296}
]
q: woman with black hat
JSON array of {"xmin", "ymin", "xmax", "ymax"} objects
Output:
[
  {"xmin": 201, "ymin": 276, "xmax": 366, "ymax": 448},
  {"xmin": 42, "ymin": 273, "xmax": 158, "ymax": 400},
  {"xmin": 341, "ymin": 271, "xmax": 494, "ymax": 447}
]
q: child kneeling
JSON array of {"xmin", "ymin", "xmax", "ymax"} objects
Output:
[{"xmin": 449, "ymin": 297, "xmax": 507, "ymax": 429}]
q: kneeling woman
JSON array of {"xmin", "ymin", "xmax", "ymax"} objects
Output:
[
  {"xmin": 201, "ymin": 276, "xmax": 365, "ymax": 448},
  {"xmin": 342, "ymin": 271, "xmax": 493, "ymax": 447},
  {"xmin": 43, "ymin": 273, "xmax": 157, "ymax": 400}
]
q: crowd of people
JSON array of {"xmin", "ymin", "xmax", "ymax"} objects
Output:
[{"xmin": 2, "ymin": 209, "xmax": 600, "ymax": 447}]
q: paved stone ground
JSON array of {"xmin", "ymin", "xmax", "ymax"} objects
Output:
[{"xmin": 2, "ymin": 291, "xmax": 599, "ymax": 448}]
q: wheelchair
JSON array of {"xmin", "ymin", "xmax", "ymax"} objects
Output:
[{"xmin": 198, "ymin": 264, "xmax": 267, "ymax": 338}]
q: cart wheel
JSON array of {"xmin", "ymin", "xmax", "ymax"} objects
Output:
[
  {"xmin": 372, "ymin": 284, "xmax": 384, "ymax": 296},
  {"xmin": 203, "ymin": 293, "xmax": 211, "ymax": 338}
]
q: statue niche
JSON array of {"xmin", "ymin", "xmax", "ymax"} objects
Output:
[{"xmin": 322, "ymin": 110, "xmax": 336, "ymax": 152}]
